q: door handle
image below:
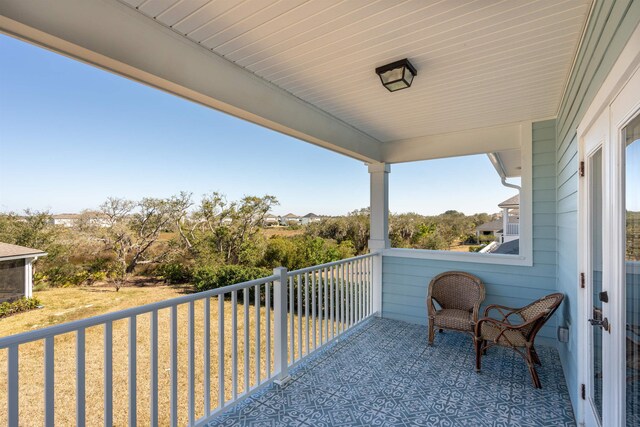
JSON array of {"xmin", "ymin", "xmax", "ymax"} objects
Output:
[{"xmin": 588, "ymin": 317, "xmax": 610, "ymax": 332}]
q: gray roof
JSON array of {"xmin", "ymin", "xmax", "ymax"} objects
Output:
[
  {"xmin": 492, "ymin": 239, "xmax": 520, "ymax": 255},
  {"xmin": 498, "ymin": 194, "xmax": 520, "ymax": 208},
  {"xmin": 475, "ymin": 220, "xmax": 503, "ymax": 232},
  {"xmin": 303, "ymin": 213, "xmax": 320, "ymax": 218},
  {"xmin": 0, "ymin": 242, "xmax": 47, "ymax": 260}
]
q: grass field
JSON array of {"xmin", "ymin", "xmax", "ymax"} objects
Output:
[{"xmin": 0, "ymin": 284, "xmax": 324, "ymax": 426}]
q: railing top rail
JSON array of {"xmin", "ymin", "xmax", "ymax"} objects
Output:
[
  {"xmin": 288, "ymin": 253, "xmax": 377, "ymax": 276},
  {"xmin": 0, "ymin": 274, "xmax": 278, "ymax": 349}
]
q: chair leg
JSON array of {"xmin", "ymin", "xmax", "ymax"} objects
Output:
[
  {"xmin": 526, "ymin": 350, "xmax": 542, "ymax": 388},
  {"xmin": 475, "ymin": 338, "xmax": 482, "ymax": 372},
  {"xmin": 428, "ymin": 323, "xmax": 435, "ymax": 345},
  {"xmin": 530, "ymin": 347, "xmax": 541, "ymax": 365}
]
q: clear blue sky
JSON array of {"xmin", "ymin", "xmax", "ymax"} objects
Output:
[{"xmin": 0, "ymin": 34, "xmax": 516, "ymax": 216}]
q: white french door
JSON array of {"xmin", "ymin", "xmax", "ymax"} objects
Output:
[{"xmin": 580, "ymin": 60, "xmax": 640, "ymax": 427}]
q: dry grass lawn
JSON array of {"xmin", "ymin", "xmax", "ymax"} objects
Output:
[{"xmin": 0, "ymin": 284, "xmax": 328, "ymax": 426}]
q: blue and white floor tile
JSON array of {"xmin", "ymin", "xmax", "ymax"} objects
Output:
[{"xmin": 208, "ymin": 318, "xmax": 575, "ymax": 427}]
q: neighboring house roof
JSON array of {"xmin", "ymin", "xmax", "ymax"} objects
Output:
[
  {"xmin": 0, "ymin": 242, "xmax": 47, "ymax": 260},
  {"xmin": 475, "ymin": 220, "xmax": 503, "ymax": 233},
  {"xmin": 498, "ymin": 194, "xmax": 520, "ymax": 208},
  {"xmin": 303, "ymin": 213, "xmax": 320, "ymax": 218},
  {"xmin": 52, "ymin": 213, "xmax": 81, "ymax": 219},
  {"xmin": 283, "ymin": 213, "xmax": 299, "ymax": 218},
  {"xmin": 492, "ymin": 239, "xmax": 520, "ymax": 255}
]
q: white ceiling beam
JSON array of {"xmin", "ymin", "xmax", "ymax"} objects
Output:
[
  {"xmin": 381, "ymin": 122, "xmax": 530, "ymax": 163},
  {"xmin": 0, "ymin": 0, "xmax": 382, "ymax": 163}
]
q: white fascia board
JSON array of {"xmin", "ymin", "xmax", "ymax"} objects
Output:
[
  {"xmin": 0, "ymin": 0, "xmax": 382, "ymax": 163},
  {"xmin": 0, "ymin": 253, "xmax": 47, "ymax": 262},
  {"xmin": 381, "ymin": 121, "xmax": 529, "ymax": 163}
]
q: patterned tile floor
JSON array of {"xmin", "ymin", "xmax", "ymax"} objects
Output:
[{"xmin": 208, "ymin": 318, "xmax": 575, "ymax": 426}]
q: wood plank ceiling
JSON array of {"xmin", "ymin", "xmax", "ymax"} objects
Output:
[{"xmin": 120, "ymin": 0, "xmax": 592, "ymax": 143}]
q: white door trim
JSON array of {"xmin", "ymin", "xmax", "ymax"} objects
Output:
[{"xmin": 577, "ymin": 20, "xmax": 640, "ymax": 426}]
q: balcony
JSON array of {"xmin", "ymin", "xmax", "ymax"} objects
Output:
[{"xmin": 0, "ymin": 254, "xmax": 575, "ymax": 426}]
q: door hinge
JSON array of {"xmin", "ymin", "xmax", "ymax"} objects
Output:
[
  {"xmin": 581, "ymin": 383, "xmax": 586, "ymax": 400},
  {"xmin": 580, "ymin": 272, "xmax": 585, "ymax": 289},
  {"xmin": 579, "ymin": 161, "xmax": 585, "ymax": 177}
]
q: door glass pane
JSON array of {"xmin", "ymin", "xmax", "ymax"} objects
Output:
[
  {"xmin": 624, "ymin": 114, "xmax": 640, "ymax": 426},
  {"xmin": 590, "ymin": 148, "xmax": 604, "ymax": 422}
]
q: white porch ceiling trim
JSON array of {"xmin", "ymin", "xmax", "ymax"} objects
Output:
[
  {"xmin": 0, "ymin": 0, "xmax": 382, "ymax": 163},
  {"xmin": 381, "ymin": 121, "xmax": 529, "ymax": 163}
]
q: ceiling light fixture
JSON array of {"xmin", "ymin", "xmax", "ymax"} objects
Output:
[{"xmin": 375, "ymin": 58, "xmax": 417, "ymax": 92}]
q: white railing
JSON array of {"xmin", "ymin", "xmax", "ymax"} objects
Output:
[
  {"xmin": 285, "ymin": 253, "xmax": 375, "ymax": 367},
  {"xmin": 506, "ymin": 222, "xmax": 519, "ymax": 235},
  {"xmin": 0, "ymin": 254, "xmax": 377, "ymax": 426}
]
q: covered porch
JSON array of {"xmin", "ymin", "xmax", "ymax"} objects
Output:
[{"xmin": 1, "ymin": 0, "xmax": 640, "ymax": 426}]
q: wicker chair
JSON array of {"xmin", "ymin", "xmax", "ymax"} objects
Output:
[
  {"xmin": 426, "ymin": 271, "xmax": 485, "ymax": 345},
  {"xmin": 474, "ymin": 293, "xmax": 564, "ymax": 388}
]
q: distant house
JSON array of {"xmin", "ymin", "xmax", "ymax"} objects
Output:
[
  {"xmin": 498, "ymin": 194, "xmax": 520, "ymax": 243},
  {"xmin": 263, "ymin": 214, "xmax": 279, "ymax": 227},
  {"xmin": 475, "ymin": 219, "xmax": 503, "ymax": 240},
  {"xmin": 50, "ymin": 213, "xmax": 80, "ymax": 227},
  {"xmin": 0, "ymin": 242, "xmax": 47, "ymax": 302},
  {"xmin": 300, "ymin": 213, "xmax": 322, "ymax": 225},
  {"xmin": 280, "ymin": 213, "xmax": 301, "ymax": 226},
  {"xmin": 50, "ymin": 211, "xmax": 109, "ymax": 228}
]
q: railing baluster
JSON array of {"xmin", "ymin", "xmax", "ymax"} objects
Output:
[
  {"xmin": 312, "ymin": 271, "xmax": 316, "ymax": 350},
  {"xmin": 244, "ymin": 289, "xmax": 249, "ymax": 392},
  {"xmin": 329, "ymin": 266, "xmax": 334, "ymax": 339},
  {"xmin": 8, "ymin": 345, "xmax": 19, "ymax": 426},
  {"xmin": 274, "ymin": 268, "xmax": 289, "ymax": 382},
  {"xmin": 289, "ymin": 276, "xmax": 294, "ymax": 364},
  {"xmin": 170, "ymin": 306, "xmax": 178, "ymax": 427},
  {"xmin": 232, "ymin": 291, "xmax": 238, "ymax": 400},
  {"xmin": 266, "ymin": 282, "xmax": 271, "ymax": 379},
  {"xmin": 297, "ymin": 274, "xmax": 302, "ymax": 360},
  {"xmin": 370, "ymin": 256, "xmax": 374, "ymax": 315},
  {"xmin": 129, "ymin": 315, "xmax": 137, "ymax": 427},
  {"xmin": 188, "ymin": 302, "xmax": 195, "ymax": 426},
  {"xmin": 358, "ymin": 259, "xmax": 363, "ymax": 322},
  {"xmin": 348, "ymin": 262, "xmax": 353, "ymax": 327},
  {"xmin": 203, "ymin": 299, "xmax": 211, "ymax": 416},
  {"xmin": 150, "ymin": 310, "xmax": 158, "ymax": 425},
  {"xmin": 104, "ymin": 321, "xmax": 113, "ymax": 427},
  {"xmin": 254, "ymin": 284, "xmax": 261, "ymax": 385},
  {"xmin": 324, "ymin": 267, "xmax": 329, "ymax": 342},
  {"xmin": 218, "ymin": 295, "xmax": 225, "ymax": 407},
  {"xmin": 318, "ymin": 268, "xmax": 323, "ymax": 345},
  {"xmin": 304, "ymin": 272, "xmax": 309, "ymax": 356},
  {"xmin": 44, "ymin": 336, "xmax": 54, "ymax": 427},
  {"xmin": 341, "ymin": 263, "xmax": 345, "ymax": 333},
  {"xmin": 76, "ymin": 329, "xmax": 85, "ymax": 427}
]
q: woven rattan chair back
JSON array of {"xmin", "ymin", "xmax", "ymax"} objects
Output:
[
  {"xmin": 518, "ymin": 293, "xmax": 564, "ymax": 339},
  {"xmin": 429, "ymin": 271, "xmax": 484, "ymax": 312}
]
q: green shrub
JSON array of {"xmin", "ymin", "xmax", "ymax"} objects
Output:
[
  {"xmin": 193, "ymin": 265, "xmax": 271, "ymax": 293},
  {"xmin": 468, "ymin": 245, "xmax": 485, "ymax": 252},
  {"xmin": 0, "ymin": 297, "xmax": 41, "ymax": 319},
  {"xmin": 159, "ymin": 262, "xmax": 193, "ymax": 284},
  {"xmin": 42, "ymin": 264, "xmax": 86, "ymax": 287}
]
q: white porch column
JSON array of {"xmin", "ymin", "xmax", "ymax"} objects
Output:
[
  {"xmin": 502, "ymin": 207, "xmax": 509, "ymax": 242},
  {"xmin": 368, "ymin": 162, "xmax": 390, "ymax": 317},
  {"xmin": 24, "ymin": 257, "xmax": 34, "ymax": 298}
]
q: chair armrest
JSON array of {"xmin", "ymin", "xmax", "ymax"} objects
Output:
[
  {"xmin": 483, "ymin": 304, "xmax": 523, "ymax": 322},
  {"xmin": 475, "ymin": 317, "xmax": 534, "ymax": 346}
]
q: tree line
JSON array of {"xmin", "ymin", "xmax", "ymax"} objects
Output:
[{"xmin": 0, "ymin": 193, "xmax": 496, "ymax": 291}]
